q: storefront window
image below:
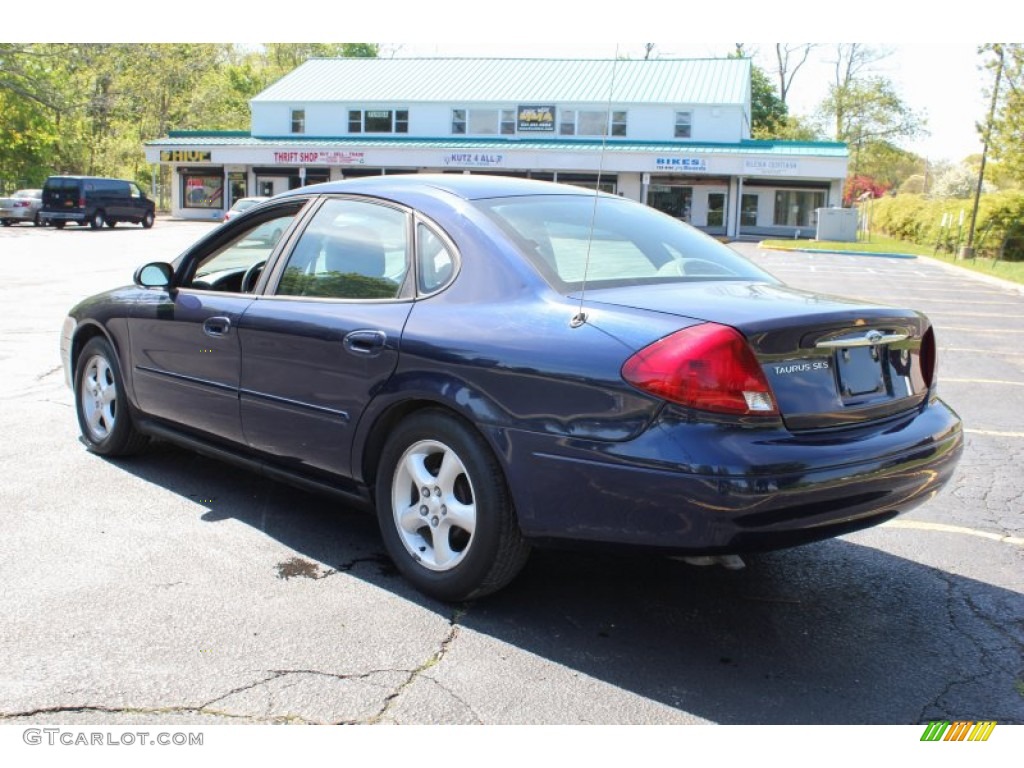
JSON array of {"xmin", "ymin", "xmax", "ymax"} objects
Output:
[
  {"xmin": 228, "ymin": 172, "xmax": 246, "ymax": 208},
  {"xmin": 182, "ymin": 174, "xmax": 223, "ymax": 209},
  {"xmin": 707, "ymin": 193, "xmax": 726, "ymax": 228},
  {"xmin": 741, "ymin": 194, "xmax": 759, "ymax": 227},
  {"xmin": 774, "ymin": 190, "xmax": 826, "ymax": 227},
  {"xmin": 648, "ymin": 186, "xmax": 692, "ymax": 222}
]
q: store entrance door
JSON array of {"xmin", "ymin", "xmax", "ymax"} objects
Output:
[{"xmin": 648, "ymin": 185, "xmax": 692, "ymax": 222}]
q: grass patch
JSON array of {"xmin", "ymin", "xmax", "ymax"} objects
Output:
[{"xmin": 760, "ymin": 234, "xmax": 1024, "ymax": 285}]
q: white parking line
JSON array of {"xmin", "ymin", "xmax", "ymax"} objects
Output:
[
  {"xmin": 943, "ymin": 378, "xmax": 1024, "ymax": 386},
  {"xmin": 964, "ymin": 428, "xmax": 1024, "ymax": 438},
  {"xmin": 882, "ymin": 520, "xmax": 1024, "ymax": 546}
]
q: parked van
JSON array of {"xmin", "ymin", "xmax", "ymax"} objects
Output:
[{"xmin": 41, "ymin": 176, "xmax": 155, "ymax": 230}]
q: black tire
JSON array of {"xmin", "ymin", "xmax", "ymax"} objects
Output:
[
  {"xmin": 375, "ymin": 410, "xmax": 530, "ymax": 601},
  {"xmin": 105, "ymin": 220, "xmax": 117, "ymax": 228},
  {"xmin": 89, "ymin": 210, "xmax": 104, "ymax": 230},
  {"xmin": 1, "ymin": 220, "xmax": 10, "ymax": 227},
  {"xmin": 142, "ymin": 210, "xmax": 154, "ymax": 229},
  {"xmin": 74, "ymin": 337, "xmax": 148, "ymax": 456},
  {"xmin": 53, "ymin": 220, "xmax": 66, "ymax": 229},
  {"xmin": 33, "ymin": 213, "xmax": 42, "ymax": 227}
]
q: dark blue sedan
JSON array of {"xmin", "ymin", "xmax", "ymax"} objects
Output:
[{"xmin": 61, "ymin": 175, "xmax": 963, "ymax": 601}]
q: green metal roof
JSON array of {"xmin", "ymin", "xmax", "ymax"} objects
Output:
[
  {"xmin": 252, "ymin": 57, "xmax": 752, "ymax": 106},
  {"xmin": 149, "ymin": 133, "xmax": 847, "ymax": 157}
]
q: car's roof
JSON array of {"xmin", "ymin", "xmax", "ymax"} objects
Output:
[{"xmin": 281, "ymin": 173, "xmax": 612, "ymax": 203}]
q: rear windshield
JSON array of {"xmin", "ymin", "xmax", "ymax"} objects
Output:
[
  {"xmin": 45, "ymin": 178, "xmax": 81, "ymax": 191},
  {"xmin": 474, "ymin": 194, "xmax": 775, "ymax": 290}
]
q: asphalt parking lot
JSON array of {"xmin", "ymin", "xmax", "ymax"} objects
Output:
[{"xmin": 0, "ymin": 220, "xmax": 1021, "ymax": 726}]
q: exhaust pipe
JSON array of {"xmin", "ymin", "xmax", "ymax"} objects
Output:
[{"xmin": 676, "ymin": 554, "xmax": 746, "ymax": 570}]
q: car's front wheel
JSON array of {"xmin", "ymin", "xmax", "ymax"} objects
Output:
[
  {"xmin": 90, "ymin": 210, "xmax": 104, "ymax": 230},
  {"xmin": 74, "ymin": 337, "xmax": 148, "ymax": 456},
  {"xmin": 375, "ymin": 410, "xmax": 530, "ymax": 602},
  {"xmin": 142, "ymin": 210, "xmax": 154, "ymax": 229}
]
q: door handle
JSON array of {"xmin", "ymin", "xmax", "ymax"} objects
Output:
[
  {"xmin": 343, "ymin": 329, "xmax": 387, "ymax": 356},
  {"xmin": 203, "ymin": 316, "xmax": 232, "ymax": 337}
]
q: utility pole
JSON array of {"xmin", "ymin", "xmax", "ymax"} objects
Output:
[{"xmin": 961, "ymin": 45, "xmax": 1004, "ymax": 260}]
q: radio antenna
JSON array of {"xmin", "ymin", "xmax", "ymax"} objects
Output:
[{"xmin": 570, "ymin": 46, "xmax": 619, "ymax": 329}]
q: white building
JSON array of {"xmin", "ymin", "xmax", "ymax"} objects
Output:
[{"xmin": 144, "ymin": 57, "xmax": 848, "ymax": 237}]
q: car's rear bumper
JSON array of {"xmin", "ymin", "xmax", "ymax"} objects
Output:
[
  {"xmin": 0, "ymin": 208, "xmax": 36, "ymax": 221},
  {"xmin": 41, "ymin": 211, "xmax": 86, "ymax": 222},
  {"xmin": 497, "ymin": 398, "xmax": 963, "ymax": 552}
]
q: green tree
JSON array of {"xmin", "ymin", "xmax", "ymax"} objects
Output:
[
  {"xmin": 816, "ymin": 45, "xmax": 924, "ymax": 180},
  {"xmin": 989, "ymin": 44, "xmax": 1024, "ymax": 184},
  {"xmin": 728, "ymin": 45, "xmax": 789, "ymax": 139}
]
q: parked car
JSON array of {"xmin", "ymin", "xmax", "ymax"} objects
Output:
[
  {"xmin": 0, "ymin": 188, "xmax": 43, "ymax": 226},
  {"xmin": 223, "ymin": 196, "xmax": 270, "ymax": 222},
  {"xmin": 60, "ymin": 175, "xmax": 963, "ymax": 601},
  {"xmin": 40, "ymin": 175, "xmax": 155, "ymax": 229}
]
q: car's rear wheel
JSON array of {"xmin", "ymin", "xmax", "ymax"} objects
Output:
[
  {"xmin": 105, "ymin": 220, "xmax": 116, "ymax": 228},
  {"xmin": 90, "ymin": 210, "xmax": 104, "ymax": 230},
  {"xmin": 33, "ymin": 213, "xmax": 42, "ymax": 226},
  {"xmin": 53, "ymin": 220, "xmax": 66, "ymax": 229},
  {"xmin": 1, "ymin": 220, "xmax": 10, "ymax": 227},
  {"xmin": 142, "ymin": 210, "xmax": 154, "ymax": 229},
  {"xmin": 74, "ymin": 337, "xmax": 148, "ymax": 456},
  {"xmin": 375, "ymin": 410, "xmax": 530, "ymax": 602}
]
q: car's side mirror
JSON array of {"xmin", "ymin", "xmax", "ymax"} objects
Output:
[{"xmin": 134, "ymin": 262, "xmax": 174, "ymax": 288}]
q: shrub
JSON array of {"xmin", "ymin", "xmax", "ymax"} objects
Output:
[{"xmin": 866, "ymin": 191, "xmax": 1024, "ymax": 260}]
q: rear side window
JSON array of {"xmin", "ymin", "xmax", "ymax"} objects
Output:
[
  {"xmin": 275, "ymin": 198, "xmax": 409, "ymax": 300},
  {"xmin": 416, "ymin": 222, "xmax": 456, "ymax": 294}
]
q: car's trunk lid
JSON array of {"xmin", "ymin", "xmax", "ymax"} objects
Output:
[{"xmin": 575, "ymin": 281, "xmax": 933, "ymax": 431}]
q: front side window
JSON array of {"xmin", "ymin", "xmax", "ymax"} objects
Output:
[
  {"xmin": 291, "ymin": 109, "xmax": 305, "ymax": 134},
  {"xmin": 276, "ymin": 198, "xmax": 409, "ymax": 300},
  {"xmin": 185, "ymin": 208, "xmax": 301, "ymax": 293},
  {"xmin": 675, "ymin": 111, "xmax": 692, "ymax": 139}
]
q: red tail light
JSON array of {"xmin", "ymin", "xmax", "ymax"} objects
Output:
[
  {"xmin": 920, "ymin": 326, "xmax": 936, "ymax": 388},
  {"xmin": 622, "ymin": 323, "xmax": 778, "ymax": 415},
  {"xmin": 78, "ymin": 197, "xmax": 86, "ymax": 208}
]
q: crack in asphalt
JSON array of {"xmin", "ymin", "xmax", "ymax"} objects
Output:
[
  {"xmin": 917, "ymin": 569, "xmax": 1024, "ymax": 724},
  {"xmin": 0, "ymin": 703, "xmax": 307, "ymax": 724},
  {"xmin": 365, "ymin": 606, "xmax": 468, "ymax": 725},
  {"xmin": 0, "ymin": 667, "xmax": 423, "ymax": 726}
]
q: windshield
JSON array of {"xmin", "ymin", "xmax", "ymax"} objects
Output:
[{"xmin": 475, "ymin": 194, "xmax": 776, "ymax": 291}]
